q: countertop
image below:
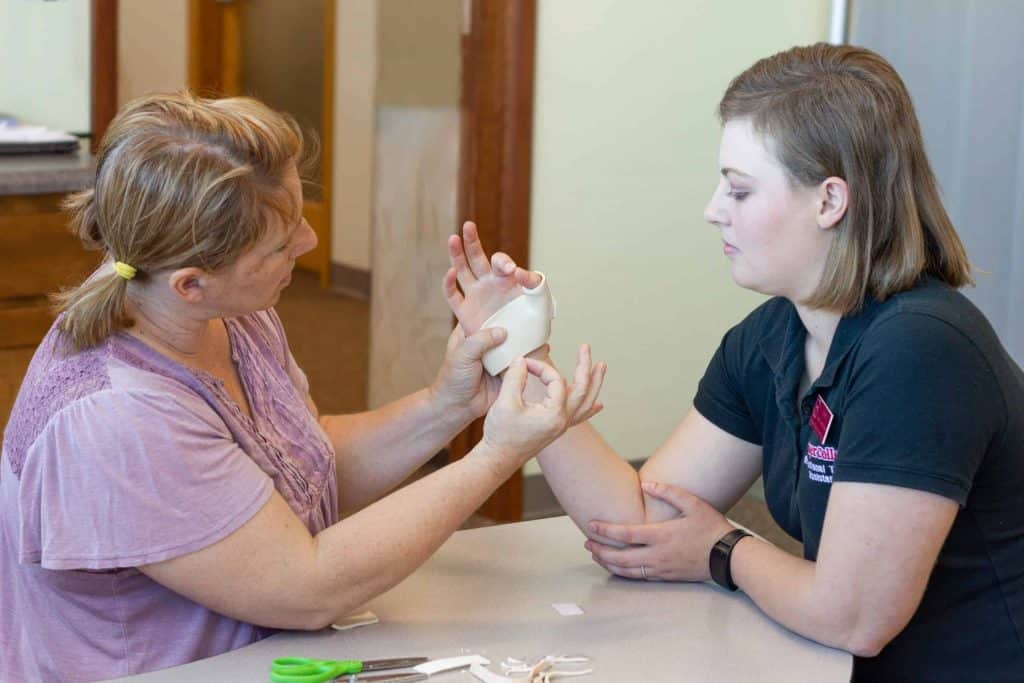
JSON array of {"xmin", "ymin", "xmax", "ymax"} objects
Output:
[{"xmin": 0, "ymin": 147, "xmax": 95, "ymax": 196}]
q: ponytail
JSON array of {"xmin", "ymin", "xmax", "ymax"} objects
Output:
[
  {"xmin": 62, "ymin": 188, "xmax": 104, "ymax": 249},
  {"xmin": 52, "ymin": 189, "xmax": 134, "ymax": 351}
]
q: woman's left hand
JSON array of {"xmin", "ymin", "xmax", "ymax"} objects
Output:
[{"xmin": 584, "ymin": 481, "xmax": 736, "ymax": 582}]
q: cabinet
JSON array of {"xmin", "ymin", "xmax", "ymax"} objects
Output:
[{"xmin": 0, "ymin": 153, "xmax": 97, "ymax": 349}]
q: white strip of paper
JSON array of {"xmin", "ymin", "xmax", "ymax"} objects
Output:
[{"xmin": 552, "ymin": 603, "xmax": 584, "ymax": 616}]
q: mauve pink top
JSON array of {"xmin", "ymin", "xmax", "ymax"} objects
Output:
[{"xmin": 0, "ymin": 309, "xmax": 338, "ymax": 682}]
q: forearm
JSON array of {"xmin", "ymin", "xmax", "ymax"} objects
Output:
[
  {"xmin": 307, "ymin": 444, "xmax": 515, "ymax": 626},
  {"xmin": 730, "ymin": 537, "xmax": 882, "ymax": 656},
  {"xmin": 537, "ymin": 416, "xmax": 646, "ymax": 539},
  {"xmin": 319, "ymin": 387, "xmax": 472, "ymax": 511},
  {"xmin": 520, "ymin": 352, "xmax": 645, "ymax": 536}
]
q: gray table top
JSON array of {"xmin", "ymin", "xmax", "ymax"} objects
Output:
[
  {"xmin": 115, "ymin": 515, "xmax": 852, "ymax": 682},
  {"xmin": 0, "ymin": 147, "xmax": 94, "ymax": 196}
]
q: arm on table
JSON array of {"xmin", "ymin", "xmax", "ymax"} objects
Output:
[
  {"xmin": 586, "ymin": 479, "xmax": 956, "ymax": 656},
  {"xmin": 142, "ymin": 357, "xmax": 596, "ymax": 631},
  {"xmin": 730, "ymin": 482, "xmax": 956, "ymax": 656},
  {"xmin": 537, "ymin": 404, "xmax": 761, "ymax": 540}
]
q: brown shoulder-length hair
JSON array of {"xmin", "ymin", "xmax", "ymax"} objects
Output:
[
  {"xmin": 53, "ymin": 91, "xmax": 309, "ymax": 351},
  {"xmin": 718, "ymin": 43, "xmax": 972, "ymax": 314}
]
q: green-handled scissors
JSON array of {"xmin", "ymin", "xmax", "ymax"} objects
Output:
[{"xmin": 269, "ymin": 656, "xmax": 427, "ymax": 683}]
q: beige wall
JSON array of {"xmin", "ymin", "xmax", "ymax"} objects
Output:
[
  {"xmin": 334, "ymin": 0, "xmax": 461, "ymax": 271},
  {"xmin": 365, "ymin": 2, "xmax": 462, "ymax": 407},
  {"xmin": 332, "ymin": 0, "xmax": 377, "ymax": 271},
  {"xmin": 527, "ymin": 0, "xmax": 830, "ymax": 474},
  {"xmin": 117, "ymin": 0, "xmax": 188, "ymax": 107}
]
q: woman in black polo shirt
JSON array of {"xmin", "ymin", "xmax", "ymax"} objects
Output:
[{"xmin": 445, "ymin": 43, "xmax": 1024, "ymax": 679}]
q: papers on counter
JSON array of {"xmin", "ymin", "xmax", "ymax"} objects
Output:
[{"xmin": 0, "ymin": 121, "xmax": 79, "ymax": 154}]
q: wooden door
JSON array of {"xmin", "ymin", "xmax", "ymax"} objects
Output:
[
  {"xmin": 187, "ymin": 0, "xmax": 333, "ymax": 286},
  {"xmin": 450, "ymin": 0, "xmax": 538, "ymax": 521}
]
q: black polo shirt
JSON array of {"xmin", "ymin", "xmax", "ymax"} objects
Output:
[{"xmin": 694, "ymin": 277, "xmax": 1024, "ymax": 680}]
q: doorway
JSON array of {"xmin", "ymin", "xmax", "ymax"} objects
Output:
[{"xmin": 187, "ymin": 0, "xmax": 333, "ymax": 286}]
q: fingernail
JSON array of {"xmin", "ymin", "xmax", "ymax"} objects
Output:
[
  {"xmin": 490, "ymin": 328, "xmax": 506, "ymax": 341},
  {"xmin": 588, "ymin": 523, "xmax": 598, "ymax": 532},
  {"xmin": 641, "ymin": 482, "xmax": 655, "ymax": 492}
]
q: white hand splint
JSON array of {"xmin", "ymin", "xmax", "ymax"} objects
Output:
[{"xmin": 480, "ymin": 272, "xmax": 557, "ymax": 375}]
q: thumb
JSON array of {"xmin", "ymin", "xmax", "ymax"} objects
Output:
[
  {"xmin": 456, "ymin": 327, "xmax": 507, "ymax": 365},
  {"xmin": 641, "ymin": 481, "xmax": 693, "ymax": 513},
  {"xmin": 497, "ymin": 357, "xmax": 528, "ymax": 406}
]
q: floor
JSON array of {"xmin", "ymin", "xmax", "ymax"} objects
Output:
[{"xmin": 0, "ymin": 269, "xmax": 799, "ymax": 552}]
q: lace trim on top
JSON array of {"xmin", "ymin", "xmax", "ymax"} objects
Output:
[{"xmin": 4, "ymin": 313, "xmax": 338, "ymax": 534}]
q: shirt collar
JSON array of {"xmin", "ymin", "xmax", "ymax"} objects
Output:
[
  {"xmin": 757, "ymin": 292, "xmax": 887, "ymax": 390},
  {"xmin": 813, "ymin": 295, "xmax": 886, "ymax": 390},
  {"xmin": 758, "ymin": 299, "xmax": 804, "ymax": 379}
]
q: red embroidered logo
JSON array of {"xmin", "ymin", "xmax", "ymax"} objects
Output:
[
  {"xmin": 806, "ymin": 443, "xmax": 837, "ymax": 462},
  {"xmin": 810, "ymin": 394, "xmax": 834, "ymax": 443}
]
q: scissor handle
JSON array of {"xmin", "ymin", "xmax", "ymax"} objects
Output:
[{"xmin": 269, "ymin": 657, "xmax": 362, "ymax": 683}]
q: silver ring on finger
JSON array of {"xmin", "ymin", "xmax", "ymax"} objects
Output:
[{"xmin": 641, "ymin": 565, "xmax": 649, "ymax": 580}]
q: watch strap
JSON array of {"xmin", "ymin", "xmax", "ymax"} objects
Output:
[{"xmin": 709, "ymin": 528, "xmax": 752, "ymax": 591}]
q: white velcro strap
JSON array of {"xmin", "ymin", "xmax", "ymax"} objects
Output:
[{"xmin": 480, "ymin": 271, "xmax": 556, "ymax": 375}]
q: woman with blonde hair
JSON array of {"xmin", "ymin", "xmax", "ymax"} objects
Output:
[
  {"xmin": 0, "ymin": 92, "xmax": 602, "ymax": 681},
  {"xmin": 448, "ymin": 43, "xmax": 1024, "ymax": 678}
]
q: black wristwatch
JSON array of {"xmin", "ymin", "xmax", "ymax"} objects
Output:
[{"xmin": 709, "ymin": 528, "xmax": 752, "ymax": 591}]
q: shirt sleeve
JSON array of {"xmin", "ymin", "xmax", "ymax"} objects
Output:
[
  {"xmin": 833, "ymin": 313, "xmax": 1003, "ymax": 505},
  {"xmin": 693, "ymin": 319, "xmax": 763, "ymax": 446},
  {"xmin": 17, "ymin": 387, "xmax": 275, "ymax": 570}
]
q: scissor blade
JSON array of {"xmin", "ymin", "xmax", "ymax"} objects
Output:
[
  {"xmin": 352, "ymin": 674, "xmax": 427, "ymax": 683},
  {"xmin": 361, "ymin": 657, "xmax": 429, "ymax": 671}
]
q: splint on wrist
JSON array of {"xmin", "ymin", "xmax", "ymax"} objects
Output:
[{"xmin": 480, "ymin": 272, "xmax": 557, "ymax": 375}]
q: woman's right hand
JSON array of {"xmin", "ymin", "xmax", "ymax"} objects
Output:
[{"xmin": 480, "ymin": 354, "xmax": 603, "ymax": 470}]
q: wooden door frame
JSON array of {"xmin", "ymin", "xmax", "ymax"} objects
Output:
[
  {"xmin": 187, "ymin": 0, "xmax": 333, "ymax": 286},
  {"xmin": 451, "ymin": 0, "xmax": 538, "ymax": 521},
  {"xmin": 91, "ymin": 0, "xmax": 118, "ymax": 152}
]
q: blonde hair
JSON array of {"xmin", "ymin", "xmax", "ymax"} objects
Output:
[
  {"xmin": 718, "ymin": 43, "xmax": 972, "ymax": 314},
  {"xmin": 53, "ymin": 91, "xmax": 307, "ymax": 350}
]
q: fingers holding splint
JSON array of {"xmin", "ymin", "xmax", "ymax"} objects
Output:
[{"xmin": 482, "ymin": 352, "xmax": 605, "ymax": 465}]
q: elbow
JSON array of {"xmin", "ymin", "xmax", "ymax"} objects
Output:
[
  {"xmin": 293, "ymin": 582, "xmax": 373, "ymax": 631},
  {"xmin": 844, "ymin": 634, "xmax": 886, "ymax": 659},
  {"xmin": 817, "ymin": 597, "xmax": 900, "ymax": 658},
  {"xmin": 249, "ymin": 607, "xmax": 332, "ymax": 631},
  {"xmin": 268, "ymin": 572, "xmax": 368, "ymax": 631},
  {"xmin": 275, "ymin": 596, "xmax": 361, "ymax": 632},
  {"xmin": 841, "ymin": 622, "xmax": 899, "ymax": 658},
  {"xmin": 296, "ymin": 608, "xmax": 339, "ymax": 632}
]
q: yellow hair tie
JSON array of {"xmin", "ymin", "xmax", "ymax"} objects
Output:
[{"xmin": 112, "ymin": 261, "xmax": 137, "ymax": 280}]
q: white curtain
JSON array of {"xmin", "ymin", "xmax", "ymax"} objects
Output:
[{"xmin": 850, "ymin": 0, "xmax": 1024, "ymax": 365}]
